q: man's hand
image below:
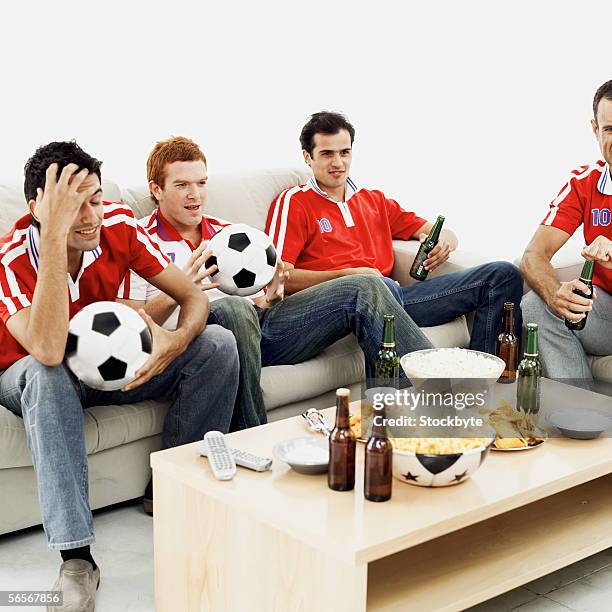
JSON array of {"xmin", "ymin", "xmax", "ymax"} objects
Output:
[
  {"xmin": 420, "ymin": 229, "xmax": 455, "ymax": 272},
  {"xmin": 265, "ymin": 261, "xmax": 290, "ymax": 303},
  {"xmin": 122, "ymin": 310, "xmax": 187, "ymax": 391},
  {"xmin": 548, "ymin": 279, "xmax": 594, "ymax": 322},
  {"xmin": 182, "ymin": 242, "xmax": 220, "ymax": 291},
  {"xmin": 582, "ymin": 235, "xmax": 612, "ymax": 269},
  {"xmin": 35, "ymin": 163, "xmax": 98, "ymax": 237}
]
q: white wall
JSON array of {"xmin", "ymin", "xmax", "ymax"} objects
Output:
[{"xmin": 1, "ymin": 0, "xmax": 610, "ymax": 260}]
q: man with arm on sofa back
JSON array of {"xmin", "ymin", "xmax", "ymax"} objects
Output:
[
  {"xmin": 0, "ymin": 142, "xmax": 239, "ymax": 612},
  {"xmin": 123, "ymin": 136, "xmax": 435, "ymax": 428},
  {"xmin": 521, "ymin": 80, "xmax": 612, "ymax": 383},
  {"xmin": 266, "ymin": 112, "xmax": 524, "ymax": 356}
]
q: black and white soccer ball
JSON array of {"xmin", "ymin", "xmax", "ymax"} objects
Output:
[
  {"xmin": 392, "ymin": 442, "xmax": 493, "ymax": 487},
  {"xmin": 204, "ymin": 224, "xmax": 277, "ymax": 297},
  {"xmin": 65, "ymin": 301, "xmax": 152, "ymax": 391}
]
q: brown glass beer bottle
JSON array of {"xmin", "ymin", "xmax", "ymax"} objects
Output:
[
  {"xmin": 364, "ymin": 406, "xmax": 393, "ymax": 502},
  {"xmin": 496, "ymin": 302, "xmax": 518, "ymax": 383},
  {"xmin": 328, "ymin": 388, "xmax": 356, "ymax": 492}
]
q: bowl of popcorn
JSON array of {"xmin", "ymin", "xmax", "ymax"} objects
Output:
[
  {"xmin": 400, "ymin": 348, "xmax": 505, "ymax": 381},
  {"xmin": 391, "ymin": 436, "xmax": 494, "ymax": 487}
]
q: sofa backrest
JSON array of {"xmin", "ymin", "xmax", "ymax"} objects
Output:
[
  {"xmin": 121, "ymin": 168, "xmax": 312, "ymax": 229},
  {"xmin": 0, "ymin": 180, "xmax": 122, "ymax": 234},
  {"xmin": 0, "ymin": 169, "xmax": 310, "ymax": 235}
]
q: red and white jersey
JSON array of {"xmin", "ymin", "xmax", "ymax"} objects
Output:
[
  {"xmin": 127, "ymin": 210, "xmax": 256, "ymax": 330},
  {"xmin": 0, "ymin": 202, "xmax": 169, "ymax": 371},
  {"xmin": 542, "ymin": 160, "xmax": 612, "ymax": 292},
  {"xmin": 266, "ymin": 176, "xmax": 427, "ymax": 277}
]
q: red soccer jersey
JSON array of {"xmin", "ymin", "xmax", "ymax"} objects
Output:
[
  {"xmin": 0, "ymin": 202, "xmax": 169, "ymax": 370},
  {"xmin": 541, "ymin": 160, "xmax": 612, "ymax": 292},
  {"xmin": 265, "ymin": 177, "xmax": 427, "ymax": 276}
]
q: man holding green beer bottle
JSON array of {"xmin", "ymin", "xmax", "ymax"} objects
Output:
[
  {"xmin": 521, "ymin": 79, "xmax": 612, "ymax": 382},
  {"xmin": 266, "ymin": 111, "xmax": 523, "ymax": 355}
]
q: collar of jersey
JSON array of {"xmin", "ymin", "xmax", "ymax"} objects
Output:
[
  {"xmin": 308, "ymin": 176, "xmax": 360, "ymax": 203},
  {"xmin": 597, "ymin": 163, "xmax": 612, "ymax": 196},
  {"xmin": 155, "ymin": 209, "xmax": 218, "ymax": 248},
  {"xmin": 27, "ymin": 225, "xmax": 102, "ymax": 274}
]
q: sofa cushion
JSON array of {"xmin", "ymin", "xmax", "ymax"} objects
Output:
[
  {"xmin": 589, "ymin": 355, "xmax": 612, "ymax": 384},
  {"xmin": 0, "ymin": 400, "xmax": 168, "ymax": 470},
  {"xmin": 121, "ymin": 168, "xmax": 312, "ymax": 231}
]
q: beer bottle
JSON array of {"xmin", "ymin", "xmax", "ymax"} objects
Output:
[
  {"xmin": 364, "ymin": 406, "xmax": 393, "ymax": 502},
  {"xmin": 496, "ymin": 302, "xmax": 518, "ymax": 383},
  {"xmin": 328, "ymin": 388, "xmax": 356, "ymax": 491},
  {"xmin": 375, "ymin": 315, "xmax": 400, "ymax": 389},
  {"xmin": 410, "ymin": 215, "xmax": 445, "ymax": 281},
  {"xmin": 565, "ymin": 260, "xmax": 595, "ymax": 331},
  {"xmin": 516, "ymin": 324, "xmax": 542, "ymax": 415}
]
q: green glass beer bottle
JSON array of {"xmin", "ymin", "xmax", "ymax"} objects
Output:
[
  {"xmin": 410, "ymin": 215, "xmax": 445, "ymax": 281},
  {"xmin": 375, "ymin": 315, "xmax": 400, "ymax": 389},
  {"xmin": 565, "ymin": 260, "xmax": 595, "ymax": 331},
  {"xmin": 516, "ymin": 323, "xmax": 543, "ymax": 415}
]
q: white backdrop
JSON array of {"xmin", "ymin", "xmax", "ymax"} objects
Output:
[{"xmin": 1, "ymin": 0, "xmax": 610, "ymax": 260}]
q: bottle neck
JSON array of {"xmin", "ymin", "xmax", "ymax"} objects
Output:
[
  {"xmin": 503, "ymin": 307, "xmax": 515, "ymax": 333},
  {"xmin": 524, "ymin": 327, "xmax": 539, "ymax": 356},
  {"xmin": 335, "ymin": 395, "xmax": 350, "ymax": 428},
  {"xmin": 381, "ymin": 316, "xmax": 396, "ymax": 348},
  {"xmin": 371, "ymin": 407, "xmax": 388, "ymax": 438},
  {"xmin": 580, "ymin": 260, "xmax": 595, "ymax": 282},
  {"xmin": 428, "ymin": 216, "xmax": 445, "ymax": 243}
]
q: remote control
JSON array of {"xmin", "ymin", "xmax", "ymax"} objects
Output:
[
  {"xmin": 203, "ymin": 431, "xmax": 236, "ymax": 481},
  {"xmin": 200, "ymin": 443, "xmax": 272, "ymax": 472}
]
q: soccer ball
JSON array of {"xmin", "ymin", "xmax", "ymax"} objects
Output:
[
  {"xmin": 204, "ymin": 224, "xmax": 277, "ymax": 297},
  {"xmin": 65, "ymin": 301, "xmax": 152, "ymax": 391}
]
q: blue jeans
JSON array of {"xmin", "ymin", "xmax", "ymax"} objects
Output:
[
  {"xmin": 208, "ymin": 275, "xmax": 434, "ymax": 428},
  {"xmin": 380, "ymin": 262, "xmax": 524, "ymax": 355},
  {"xmin": 0, "ymin": 325, "xmax": 239, "ymax": 550}
]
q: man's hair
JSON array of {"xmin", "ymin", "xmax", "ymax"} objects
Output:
[
  {"xmin": 299, "ymin": 111, "xmax": 355, "ymax": 156},
  {"xmin": 147, "ymin": 136, "xmax": 207, "ymax": 204},
  {"xmin": 593, "ymin": 80, "xmax": 612, "ymax": 122},
  {"xmin": 23, "ymin": 141, "xmax": 102, "ymax": 228}
]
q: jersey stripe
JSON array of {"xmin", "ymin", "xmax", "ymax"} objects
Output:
[
  {"xmin": 275, "ymin": 186, "xmax": 301, "ymax": 258},
  {"xmin": 543, "ymin": 164, "xmax": 604, "ymax": 226}
]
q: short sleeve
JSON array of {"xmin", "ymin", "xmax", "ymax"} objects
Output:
[
  {"xmin": 541, "ymin": 174, "xmax": 585, "ymax": 235},
  {"xmin": 381, "ymin": 194, "xmax": 428, "ymax": 240},
  {"xmin": 124, "ymin": 210, "xmax": 170, "ymax": 278},
  {"xmin": 266, "ymin": 190, "xmax": 313, "ymax": 265},
  {"xmin": 0, "ymin": 262, "xmax": 33, "ymax": 324},
  {"xmin": 117, "ymin": 269, "xmax": 149, "ymax": 301}
]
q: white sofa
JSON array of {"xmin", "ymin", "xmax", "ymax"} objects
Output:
[{"xmin": 0, "ymin": 168, "xmax": 481, "ymax": 535}]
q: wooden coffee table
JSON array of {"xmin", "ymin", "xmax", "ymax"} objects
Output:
[{"xmin": 151, "ymin": 379, "xmax": 612, "ymax": 612}]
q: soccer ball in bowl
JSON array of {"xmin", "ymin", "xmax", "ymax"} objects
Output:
[
  {"xmin": 204, "ymin": 224, "xmax": 277, "ymax": 297},
  {"xmin": 65, "ymin": 301, "xmax": 152, "ymax": 391}
]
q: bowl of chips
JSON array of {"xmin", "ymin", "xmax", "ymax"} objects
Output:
[{"xmin": 391, "ymin": 437, "xmax": 494, "ymax": 487}]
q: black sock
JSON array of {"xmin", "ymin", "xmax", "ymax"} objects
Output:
[{"xmin": 61, "ymin": 546, "xmax": 97, "ymax": 570}]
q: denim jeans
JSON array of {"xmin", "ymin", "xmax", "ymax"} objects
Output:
[
  {"xmin": 208, "ymin": 275, "xmax": 434, "ymax": 428},
  {"xmin": 0, "ymin": 325, "xmax": 239, "ymax": 550},
  {"xmin": 380, "ymin": 262, "xmax": 524, "ymax": 355},
  {"xmin": 521, "ymin": 286, "xmax": 612, "ymax": 381}
]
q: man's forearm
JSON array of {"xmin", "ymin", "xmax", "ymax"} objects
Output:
[
  {"xmin": 285, "ymin": 268, "xmax": 347, "ymax": 294},
  {"xmin": 174, "ymin": 291, "xmax": 209, "ymax": 343},
  {"xmin": 27, "ymin": 234, "xmax": 71, "ymax": 364},
  {"xmin": 520, "ymin": 250, "xmax": 560, "ymax": 305},
  {"xmin": 143, "ymin": 292, "xmax": 179, "ymax": 327}
]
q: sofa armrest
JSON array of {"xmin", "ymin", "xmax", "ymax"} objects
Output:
[{"xmin": 390, "ymin": 240, "xmax": 488, "ymax": 285}]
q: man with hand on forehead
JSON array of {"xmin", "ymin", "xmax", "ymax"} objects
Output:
[
  {"xmin": 0, "ymin": 142, "xmax": 238, "ymax": 611},
  {"xmin": 521, "ymin": 80, "xmax": 612, "ymax": 383}
]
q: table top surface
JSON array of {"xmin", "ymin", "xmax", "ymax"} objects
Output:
[{"xmin": 151, "ymin": 379, "xmax": 612, "ymax": 565}]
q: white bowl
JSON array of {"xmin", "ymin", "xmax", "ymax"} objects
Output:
[
  {"xmin": 273, "ymin": 437, "xmax": 329, "ymax": 474},
  {"xmin": 400, "ymin": 348, "xmax": 505, "ymax": 381}
]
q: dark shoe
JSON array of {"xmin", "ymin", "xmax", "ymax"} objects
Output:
[
  {"xmin": 47, "ymin": 559, "xmax": 100, "ymax": 612},
  {"xmin": 143, "ymin": 478, "xmax": 153, "ymax": 516}
]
